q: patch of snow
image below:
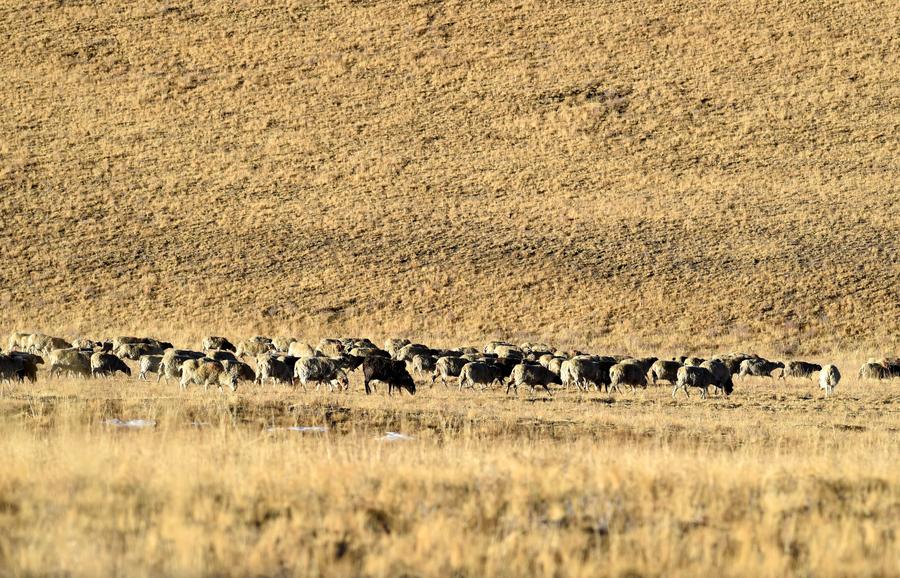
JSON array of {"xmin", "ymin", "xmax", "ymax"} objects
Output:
[
  {"xmin": 378, "ymin": 432, "xmax": 414, "ymax": 441},
  {"xmin": 105, "ymin": 419, "xmax": 156, "ymax": 429}
]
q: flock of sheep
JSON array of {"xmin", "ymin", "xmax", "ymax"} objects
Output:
[{"xmin": 2, "ymin": 332, "xmax": 898, "ymax": 399}]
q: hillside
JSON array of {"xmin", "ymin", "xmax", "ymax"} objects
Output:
[{"xmin": 1, "ymin": 0, "xmax": 898, "ymax": 354}]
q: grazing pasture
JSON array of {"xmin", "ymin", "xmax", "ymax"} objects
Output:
[
  {"xmin": 0, "ymin": 0, "xmax": 897, "ymax": 575},
  {"xmin": 0, "ymin": 349, "xmax": 897, "ymax": 577},
  {"xmin": 0, "ymin": 0, "xmax": 898, "ymax": 352}
]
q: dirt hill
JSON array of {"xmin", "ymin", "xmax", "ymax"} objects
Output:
[{"xmin": 1, "ymin": 1, "xmax": 897, "ymax": 354}]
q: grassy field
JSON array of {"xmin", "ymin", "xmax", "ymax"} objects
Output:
[
  {"xmin": 0, "ymin": 367, "xmax": 898, "ymax": 577},
  {"xmin": 0, "ymin": 0, "xmax": 898, "ymax": 352},
  {"xmin": 1, "ymin": 1, "xmax": 898, "ymax": 575}
]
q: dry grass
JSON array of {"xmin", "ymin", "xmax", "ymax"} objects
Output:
[
  {"xmin": 0, "ymin": 368, "xmax": 898, "ymax": 577},
  {"xmin": 1, "ymin": 2, "xmax": 898, "ymax": 572},
  {"xmin": 0, "ymin": 1, "xmax": 898, "ymax": 353}
]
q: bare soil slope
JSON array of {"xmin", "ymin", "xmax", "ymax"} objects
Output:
[{"xmin": 1, "ymin": 1, "xmax": 898, "ymax": 352}]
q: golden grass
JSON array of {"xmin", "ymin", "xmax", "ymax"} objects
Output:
[
  {"xmin": 1, "ymin": 1, "xmax": 898, "ymax": 352},
  {"xmin": 1, "ymin": 370, "xmax": 898, "ymax": 577},
  {"xmin": 2, "ymin": 1, "xmax": 898, "ymax": 575}
]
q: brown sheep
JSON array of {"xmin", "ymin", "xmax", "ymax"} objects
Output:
[{"xmin": 609, "ymin": 362, "xmax": 648, "ymax": 393}]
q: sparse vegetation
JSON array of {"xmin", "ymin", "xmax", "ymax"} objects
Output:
[
  {"xmin": 0, "ymin": 1, "xmax": 897, "ymax": 352},
  {"xmin": 0, "ymin": 372, "xmax": 898, "ymax": 577}
]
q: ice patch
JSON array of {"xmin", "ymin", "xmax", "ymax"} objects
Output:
[
  {"xmin": 379, "ymin": 432, "xmax": 414, "ymax": 442},
  {"xmin": 267, "ymin": 426, "xmax": 328, "ymax": 433},
  {"xmin": 105, "ymin": 419, "xmax": 156, "ymax": 429}
]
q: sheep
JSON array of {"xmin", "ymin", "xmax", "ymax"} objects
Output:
[
  {"xmin": 0, "ymin": 353, "xmax": 39, "ymax": 385},
  {"xmin": 819, "ymin": 365, "xmax": 840, "ymax": 397},
  {"xmin": 208, "ymin": 349, "xmax": 238, "ymax": 362},
  {"xmin": 235, "ymin": 337, "xmax": 274, "ymax": 359},
  {"xmin": 494, "ymin": 345, "xmax": 524, "ymax": 360},
  {"xmin": 609, "ymin": 362, "xmax": 648, "ymax": 393},
  {"xmin": 316, "ymin": 338, "xmax": 344, "ymax": 357},
  {"xmin": 869, "ymin": 358, "xmax": 900, "ymax": 379},
  {"xmin": 457, "ymin": 362, "xmax": 503, "ymax": 390},
  {"xmin": 484, "ymin": 341, "xmax": 515, "ymax": 355},
  {"xmin": 271, "ymin": 336, "xmax": 296, "ymax": 353},
  {"xmin": 885, "ymin": 359, "xmax": 900, "ymax": 379},
  {"xmin": 408, "ymin": 354, "xmax": 437, "ymax": 376},
  {"xmin": 738, "ymin": 358, "xmax": 784, "ymax": 379},
  {"xmin": 111, "ymin": 336, "xmax": 149, "ymax": 350},
  {"xmin": 781, "ymin": 361, "xmax": 823, "ymax": 380},
  {"xmin": 394, "ymin": 343, "xmax": 432, "ymax": 362},
  {"xmin": 431, "ymin": 356, "xmax": 468, "ymax": 387},
  {"xmin": 700, "ymin": 359, "xmax": 734, "ymax": 396},
  {"xmin": 520, "ymin": 342, "xmax": 553, "ymax": 355},
  {"xmin": 220, "ymin": 360, "xmax": 256, "ymax": 384},
  {"xmin": 546, "ymin": 357, "xmax": 566, "ymax": 376},
  {"xmin": 3, "ymin": 352, "xmax": 40, "ymax": 383},
  {"xmin": 562, "ymin": 357, "xmax": 613, "ymax": 391},
  {"xmin": 47, "ymin": 348, "xmax": 91, "ymax": 378},
  {"xmin": 295, "ymin": 357, "xmax": 349, "ymax": 391},
  {"xmin": 90, "ymin": 352, "xmax": 132, "ymax": 378},
  {"xmin": 673, "ymin": 366, "xmax": 716, "ymax": 399},
  {"xmin": 138, "ymin": 355, "xmax": 162, "ymax": 381},
  {"xmin": 349, "ymin": 346, "xmax": 389, "ymax": 358},
  {"xmin": 28, "ymin": 334, "xmax": 72, "ymax": 355},
  {"xmin": 201, "ymin": 336, "xmax": 236, "ymax": 352},
  {"xmin": 490, "ymin": 356, "xmax": 521, "ymax": 382},
  {"xmin": 456, "ymin": 347, "xmax": 480, "ymax": 356},
  {"xmin": 179, "ymin": 358, "xmax": 238, "ymax": 392},
  {"xmin": 111, "ymin": 337, "xmax": 172, "ymax": 353},
  {"xmin": 0, "ymin": 355, "xmax": 26, "ymax": 386},
  {"xmin": 157, "ymin": 349, "xmax": 205, "ymax": 384},
  {"xmin": 115, "ymin": 341, "xmax": 166, "ymax": 360},
  {"xmin": 722, "ymin": 353, "xmax": 756, "ymax": 375},
  {"xmin": 255, "ymin": 354, "xmax": 295, "ymax": 386},
  {"xmin": 287, "ymin": 342, "xmax": 317, "ymax": 358},
  {"xmin": 506, "ymin": 363, "xmax": 559, "ymax": 395},
  {"xmin": 332, "ymin": 353, "xmax": 365, "ymax": 374},
  {"xmin": 71, "ymin": 338, "xmax": 100, "ymax": 350},
  {"xmin": 858, "ymin": 362, "xmax": 890, "ymax": 381},
  {"xmin": 6, "ymin": 332, "xmax": 30, "ymax": 352},
  {"xmin": 341, "ymin": 337, "xmax": 375, "ymax": 352},
  {"xmin": 384, "ymin": 338, "xmax": 411, "ymax": 359},
  {"xmin": 8, "ymin": 351, "xmax": 43, "ymax": 367},
  {"xmin": 649, "ymin": 359, "xmax": 682, "ymax": 386},
  {"xmin": 362, "ymin": 357, "xmax": 416, "ymax": 395},
  {"xmin": 623, "ymin": 357, "xmax": 659, "ymax": 374}
]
